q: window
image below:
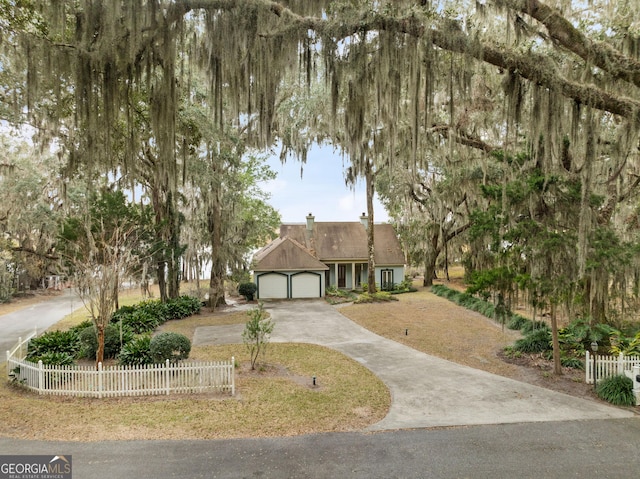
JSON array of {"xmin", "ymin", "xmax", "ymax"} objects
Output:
[{"xmin": 381, "ymin": 269, "xmax": 394, "ymax": 291}]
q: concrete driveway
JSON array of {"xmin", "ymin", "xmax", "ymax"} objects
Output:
[{"xmin": 193, "ymin": 299, "xmax": 635, "ymax": 430}]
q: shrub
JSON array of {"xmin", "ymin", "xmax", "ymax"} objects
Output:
[
  {"xmin": 238, "ymin": 282, "xmax": 257, "ymax": 301},
  {"xmin": 166, "ymin": 295, "xmax": 201, "ymax": 320},
  {"xmin": 110, "ymin": 305, "xmax": 137, "ymax": 323},
  {"xmin": 118, "ymin": 335, "xmax": 153, "ymax": 366},
  {"xmin": 26, "ymin": 330, "xmax": 80, "ymax": 361},
  {"xmin": 430, "ymin": 284, "xmax": 446, "ymax": 295},
  {"xmin": 79, "ymin": 324, "xmax": 134, "ymax": 360},
  {"xmin": 149, "ymin": 332, "xmax": 191, "ymax": 363},
  {"xmin": 560, "ymin": 356, "xmax": 584, "ymax": 370},
  {"xmin": 513, "ymin": 328, "xmax": 551, "ymax": 353},
  {"xmin": 68, "ymin": 319, "xmax": 94, "ymax": 334},
  {"xmin": 120, "ymin": 308, "xmax": 161, "ymax": 334},
  {"xmin": 242, "ymin": 303, "xmax": 274, "ymax": 370},
  {"xmin": 507, "ymin": 314, "xmax": 528, "ymax": 330},
  {"xmin": 136, "ymin": 299, "xmax": 170, "ymax": 324},
  {"xmin": 520, "ymin": 320, "xmax": 550, "ymax": 334},
  {"xmin": 354, "ymin": 291, "xmax": 397, "ymax": 303},
  {"xmin": 32, "ymin": 351, "xmax": 76, "ymax": 366},
  {"xmin": 596, "ymin": 375, "xmax": 636, "ymax": 406},
  {"xmin": 111, "ymin": 300, "xmax": 168, "ymax": 332}
]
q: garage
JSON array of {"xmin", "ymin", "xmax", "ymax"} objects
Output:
[
  {"xmin": 253, "ymin": 237, "xmax": 329, "ymax": 300},
  {"xmin": 291, "ymin": 272, "xmax": 322, "ymax": 298},
  {"xmin": 256, "ymin": 272, "xmax": 288, "ymax": 299}
]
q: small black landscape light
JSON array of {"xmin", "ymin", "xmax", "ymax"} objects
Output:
[
  {"xmin": 312, "ymin": 376, "xmax": 316, "ymax": 386},
  {"xmin": 591, "ymin": 341, "xmax": 599, "ymax": 389},
  {"xmin": 405, "ymin": 329, "xmax": 408, "ymax": 335}
]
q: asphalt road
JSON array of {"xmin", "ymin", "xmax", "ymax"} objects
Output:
[
  {"xmin": 1, "ymin": 418, "xmax": 639, "ymax": 478},
  {"xmin": 0, "ymin": 289, "xmax": 81, "ymax": 359}
]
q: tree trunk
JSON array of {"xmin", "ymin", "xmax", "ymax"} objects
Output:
[
  {"xmin": 207, "ymin": 190, "xmax": 227, "ymax": 308},
  {"xmin": 423, "ymin": 255, "xmax": 437, "ymax": 287},
  {"xmin": 209, "ymin": 262, "xmax": 226, "ymax": 308},
  {"xmin": 157, "ymin": 259, "xmax": 168, "ymax": 302},
  {"xmin": 166, "ymin": 191, "xmax": 181, "ymax": 300},
  {"xmin": 422, "ymin": 234, "xmax": 441, "ymax": 287},
  {"xmin": 95, "ymin": 323, "xmax": 105, "ymax": 368},
  {"xmin": 550, "ymin": 303, "xmax": 562, "ymax": 376},
  {"xmin": 365, "ymin": 160, "xmax": 376, "ymax": 293}
]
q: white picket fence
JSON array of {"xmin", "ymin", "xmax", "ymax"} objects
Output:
[
  {"xmin": 585, "ymin": 351, "xmax": 640, "ymax": 384},
  {"xmin": 6, "ymin": 330, "xmax": 234, "ymax": 398}
]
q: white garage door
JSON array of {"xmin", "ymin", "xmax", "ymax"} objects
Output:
[
  {"xmin": 291, "ymin": 272, "xmax": 321, "ymax": 298},
  {"xmin": 258, "ymin": 273, "xmax": 288, "ymax": 299}
]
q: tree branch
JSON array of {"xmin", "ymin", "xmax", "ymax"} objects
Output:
[{"xmin": 498, "ymin": 0, "xmax": 640, "ymax": 89}]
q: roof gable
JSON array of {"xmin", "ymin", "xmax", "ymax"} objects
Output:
[{"xmin": 254, "ymin": 237, "xmax": 329, "ymax": 271}]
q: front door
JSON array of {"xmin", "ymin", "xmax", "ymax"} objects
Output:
[{"xmin": 338, "ymin": 264, "xmax": 346, "ymax": 288}]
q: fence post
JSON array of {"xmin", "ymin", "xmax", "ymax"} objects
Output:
[
  {"xmin": 618, "ymin": 352, "xmax": 624, "ymax": 375},
  {"xmin": 5, "ymin": 351, "xmax": 9, "ymax": 379},
  {"xmin": 632, "ymin": 366, "xmax": 640, "ymax": 406},
  {"xmin": 165, "ymin": 359, "xmax": 170, "ymax": 395},
  {"xmin": 38, "ymin": 360, "xmax": 44, "ymax": 395},
  {"xmin": 98, "ymin": 362, "xmax": 103, "ymax": 399},
  {"xmin": 231, "ymin": 356, "xmax": 235, "ymax": 396},
  {"xmin": 585, "ymin": 351, "xmax": 591, "ymax": 384}
]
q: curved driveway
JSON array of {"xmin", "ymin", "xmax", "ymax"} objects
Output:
[
  {"xmin": 193, "ymin": 299, "xmax": 635, "ymax": 430},
  {"xmin": 1, "ymin": 289, "xmax": 81, "ymax": 360}
]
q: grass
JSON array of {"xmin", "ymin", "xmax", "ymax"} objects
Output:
[
  {"xmin": 0, "ymin": 342, "xmax": 389, "ymax": 441},
  {"xmin": 340, "ymin": 286, "xmax": 524, "ymax": 378}
]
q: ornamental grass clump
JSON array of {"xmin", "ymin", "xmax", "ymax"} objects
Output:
[
  {"xmin": 596, "ymin": 375, "xmax": 636, "ymax": 406},
  {"xmin": 513, "ymin": 328, "xmax": 551, "ymax": 353}
]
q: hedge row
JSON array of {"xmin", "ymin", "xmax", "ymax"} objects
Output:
[
  {"xmin": 430, "ymin": 284, "xmax": 582, "ymax": 369},
  {"xmin": 26, "ymin": 295, "xmax": 200, "ymax": 366}
]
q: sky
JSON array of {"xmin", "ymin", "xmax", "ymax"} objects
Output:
[{"xmin": 262, "ymin": 144, "xmax": 389, "ymax": 224}]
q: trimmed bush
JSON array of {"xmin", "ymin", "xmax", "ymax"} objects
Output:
[
  {"xmin": 596, "ymin": 375, "xmax": 636, "ymax": 406},
  {"xmin": 149, "ymin": 332, "xmax": 191, "ymax": 363},
  {"xmin": 118, "ymin": 335, "xmax": 153, "ymax": 366},
  {"xmin": 79, "ymin": 324, "xmax": 134, "ymax": 360},
  {"xmin": 26, "ymin": 330, "xmax": 80, "ymax": 361},
  {"xmin": 238, "ymin": 282, "xmax": 257, "ymax": 301},
  {"xmin": 513, "ymin": 328, "xmax": 551, "ymax": 353}
]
